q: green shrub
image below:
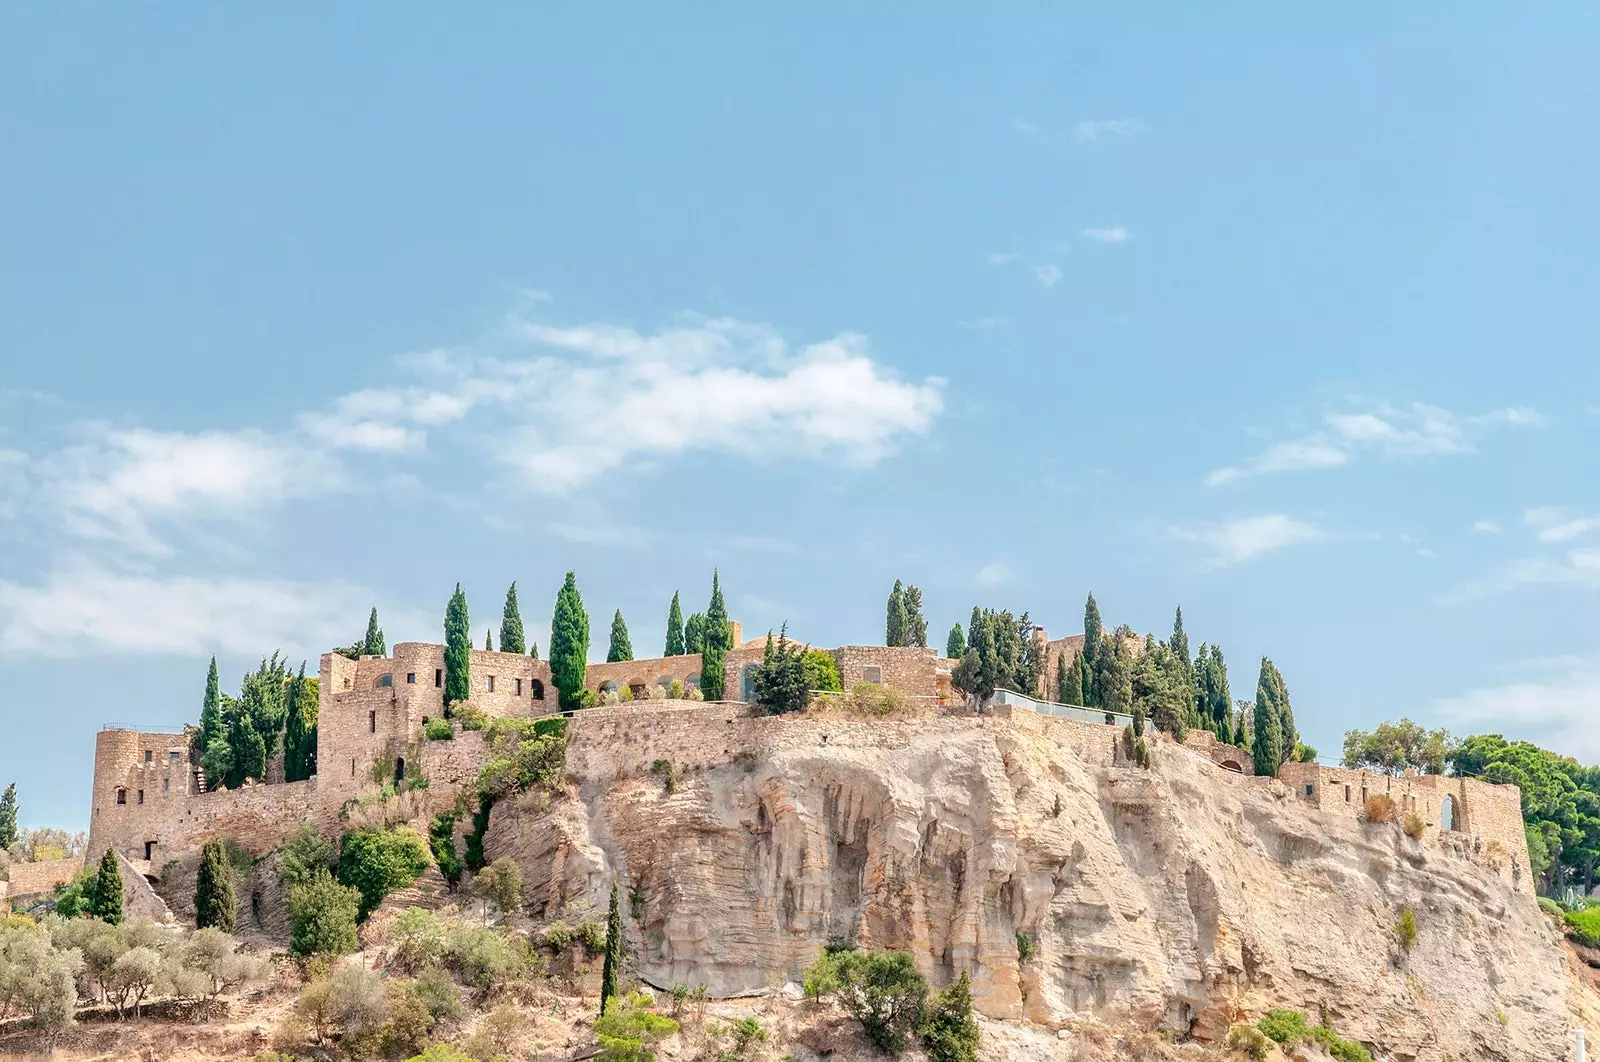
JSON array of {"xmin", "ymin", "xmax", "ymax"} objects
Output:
[
  {"xmin": 1402, "ymin": 812, "xmax": 1425, "ymax": 840},
  {"xmin": 922, "ymin": 971, "xmax": 980, "ymax": 1062},
  {"xmin": 1257, "ymin": 1008, "xmax": 1314, "ymax": 1044},
  {"xmin": 428, "ymin": 814, "xmax": 462, "ymax": 887},
  {"xmin": 1539, "ymin": 896, "xmax": 1566, "ymax": 919},
  {"xmin": 1396, "ymin": 905, "xmax": 1417, "ymax": 951},
  {"xmin": 1313, "ymin": 1024, "xmax": 1374, "ymax": 1062},
  {"xmin": 410, "ymin": 966, "xmax": 462, "ymax": 1024},
  {"xmin": 388, "ymin": 907, "xmax": 447, "ymax": 973},
  {"xmin": 1225, "ymin": 1025, "xmax": 1272, "ymax": 1060},
  {"xmin": 376, "ymin": 979, "xmax": 436, "ymax": 1060},
  {"xmin": 596, "ymin": 990, "xmax": 679, "ymax": 1061},
  {"xmin": 454, "ymin": 705, "xmax": 488, "ymax": 731},
  {"xmin": 1015, "ymin": 930, "xmax": 1035, "ymax": 962},
  {"xmin": 338, "ymin": 826, "xmax": 431, "ymax": 920},
  {"xmin": 541, "ymin": 919, "xmax": 574, "ymax": 953},
  {"xmin": 289, "ymin": 869, "xmax": 361, "ymax": 957},
  {"xmin": 803, "ymin": 649, "xmax": 843, "ymax": 693},
  {"xmin": 803, "ymin": 946, "xmax": 927, "ymax": 1053},
  {"xmin": 533, "ymin": 716, "xmax": 568, "ymax": 739},
  {"xmin": 444, "ymin": 924, "xmax": 520, "ymax": 990},
  {"xmin": 405, "ymin": 1045, "xmax": 477, "ymax": 1062},
  {"xmin": 1564, "ymin": 906, "xmax": 1600, "ymax": 948},
  {"xmin": 475, "ymin": 730, "xmax": 567, "ymax": 798},
  {"xmin": 464, "ymin": 796, "xmax": 494, "ymax": 872},
  {"xmin": 577, "ymin": 918, "xmax": 607, "ymax": 956},
  {"xmin": 423, "ymin": 718, "xmax": 453, "ymax": 741},
  {"xmin": 280, "ymin": 823, "xmax": 338, "ymax": 889}
]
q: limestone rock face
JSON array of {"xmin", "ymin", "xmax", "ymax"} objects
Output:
[{"xmin": 483, "ymin": 706, "xmax": 1580, "ymax": 1062}]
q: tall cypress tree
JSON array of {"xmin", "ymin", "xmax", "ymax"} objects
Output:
[
  {"xmin": 1252, "ymin": 674, "xmax": 1281, "ymax": 776},
  {"xmin": 284, "ymin": 661, "xmax": 318, "ymax": 782},
  {"xmin": 499, "ymin": 582, "xmax": 526, "ymax": 655},
  {"xmin": 194, "ymin": 839, "xmax": 236, "ymax": 931},
  {"xmin": 1169, "ymin": 607, "xmax": 1190, "ymax": 675},
  {"xmin": 0, "ymin": 784, "xmax": 17, "ymax": 850},
  {"xmin": 885, "ymin": 580, "xmax": 907, "ymax": 647},
  {"xmin": 701, "ymin": 571, "xmax": 730, "ymax": 700},
  {"xmin": 485, "ymin": 628, "xmax": 494, "ymax": 651},
  {"xmin": 607, "ymin": 610, "xmax": 633, "ymax": 662},
  {"xmin": 1082, "ymin": 594, "xmax": 1104, "ymax": 707},
  {"xmin": 528, "ymin": 639, "xmax": 538, "ymax": 660},
  {"xmin": 361, "ymin": 608, "xmax": 385, "ymax": 657},
  {"xmin": 444, "ymin": 585, "xmax": 471, "ymax": 716},
  {"xmin": 550, "ymin": 572, "xmax": 591, "ymax": 711},
  {"xmin": 90, "ymin": 848, "xmax": 124, "ymax": 925},
  {"xmin": 199, "ymin": 657, "xmax": 222, "ymax": 759},
  {"xmin": 599, "ymin": 879, "xmax": 623, "ymax": 1017},
  {"xmin": 664, "ymin": 592, "xmax": 685, "ymax": 656},
  {"xmin": 683, "ymin": 612, "xmax": 707, "ymax": 655},
  {"xmin": 945, "ymin": 623, "xmax": 966, "ymax": 660},
  {"xmin": 903, "ymin": 585, "xmax": 928, "ymax": 648},
  {"xmin": 1262, "ymin": 658, "xmax": 1297, "ymax": 763}
]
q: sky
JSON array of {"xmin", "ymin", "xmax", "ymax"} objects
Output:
[{"xmin": 1, "ymin": 7, "xmax": 1598, "ymax": 829}]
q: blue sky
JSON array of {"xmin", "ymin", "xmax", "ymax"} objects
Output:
[{"xmin": 2, "ymin": 8, "xmax": 1598, "ymax": 828}]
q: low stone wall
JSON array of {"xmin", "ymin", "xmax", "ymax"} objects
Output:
[
  {"xmin": 1181, "ymin": 730, "xmax": 1253, "ymax": 775},
  {"xmin": 3, "ymin": 856, "xmax": 84, "ymax": 903}
]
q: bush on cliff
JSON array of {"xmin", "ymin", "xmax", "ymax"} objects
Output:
[
  {"xmin": 195, "ymin": 840, "xmax": 237, "ymax": 932},
  {"xmin": 921, "ymin": 971, "xmax": 980, "ymax": 1062},
  {"xmin": 289, "ymin": 869, "xmax": 361, "ymax": 957},
  {"xmin": 338, "ymin": 827, "xmax": 431, "ymax": 920},
  {"xmin": 1564, "ymin": 906, "xmax": 1600, "ymax": 948},
  {"xmin": 280, "ymin": 822, "xmax": 338, "ymax": 888},
  {"xmin": 804, "ymin": 946, "xmax": 928, "ymax": 1054}
]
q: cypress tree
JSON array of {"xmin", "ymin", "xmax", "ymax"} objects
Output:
[
  {"xmin": 195, "ymin": 840, "xmax": 236, "ymax": 931},
  {"xmin": 903, "ymin": 585, "xmax": 928, "ymax": 648},
  {"xmin": 528, "ymin": 639, "xmax": 538, "ymax": 660},
  {"xmin": 443, "ymin": 585, "xmax": 471, "ymax": 716},
  {"xmin": 199, "ymin": 657, "xmax": 222, "ymax": 759},
  {"xmin": 1082, "ymin": 594, "xmax": 1103, "ymax": 707},
  {"xmin": 284, "ymin": 661, "xmax": 318, "ymax": 782},
  {"xmin": 945, "ymin": 623, "xmax": 965, "ymax": 660},
  {"xmin": 1252, "ymin": 662, "xmax": 1282, "ymax": 776},
  {"xmin": 499, "ymin": 582, "xmax": 526, "ymax": 655},
  {"xmin": 1054, "ymin": 655, "xmax": 1069, "ymax": 704},
  {"xmin": 1263, "ymin": 659, "xmax": 1297, "ymax": 761},
  {"xmin": 1169, "ymin": 607, "xmax": 1190, "ymax": 675},
  {"xmin": 607, "ymin": 610, "xmax": 633, "ymax": 662},
  {"xmin": 550, "ymin": 572, "xmax": 591, "ymax": 711},
  {"xmin": 485, "ymin": 628, "xmax": 494, "ymax": 651},
  {"xmin": 89, "ymin": 848, "xmax": 124, "ymax": 925},
  {"xmin": 0, "ymin": 783, "xmax": 16, "ymax": 850},
  {"xmin": 683, "ymin": 612, "xmax": 707, "ymax": 655},
  {"xmin": 361, "ymin": 608, "xmax": 385, "ymax": 657},
  {"xmin": 885, "ymin": 580, "xmax": 907, "ymax": 647},
  {"xmin": 665, "ymin": 592, "xmax": 686, "ymax": 656},
  {"xmin": 599, "ymin": 879, "xmax": 623, "ymax": 1017},
  {"xmin": 701, "ymin": 571, "xmax": 730, "ymax": 700}
]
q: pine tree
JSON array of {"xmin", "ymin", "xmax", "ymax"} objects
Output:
[
  {"xmin": 1082, "ymin": 594, "xmax": 1104, "ymax": 707},
  {"xmin": 885, "ymin": 580, "xmax": 907, "ymax": 647},
  {"xmin": 599, "ymin": 879, "xmax": 623, "ymax": 1017},
  {"xmin": 701, "ymin": 571, "xmax": 730, "ymax": 700},
  {"xmin": 499, "ymin": 582, "xmax": 526, "ymax": 655},
  {"xmin": 284, "ymin": 661, "xmax": 318, "ymax": 782},
  {"xmin": 683, "ymin": 612, "xmax": 707, "ymax": 655},
  {"xmin": 195, "ymin": 839, "xmax": 236, "ymax": 931},
  {"xmin": 607, "ymin": 610, "xmax": 633, "ymax": 662},
  {"xmin": 1169, "ymin": 607, "xmax": 1190, "ymax": 675},
  {"xmin": 903, "ymin": 585, "xmax": 928, "ymax": 648},
  {"xmin": 664, "ymin": 592, "xmax": 685, "ymax": 656},
  {"xmin": 444, "ymin": 584, "xmax": 471, "ymax": 716},
  {"xmin": 89, "ymin": 848, "xmax": 124, "ymax": 925},
  {"xmin": 945, "ymin": 623, "xmax": 966, "ymax": 660},
  {"xmin": 1252, "ymin": 662, "xmax": 1282, "ymax": 776},
  {"xmin": 0, "ymin": 783, "xmax": 16, "ymax": 850},
  {"xmin": 753, "ymin": 625, "xmax": 808, "ymax": 714},
  {"xmin": 198, "ymin": 656, "xmax": 223, "ymax": 761},
  {"xmin": 922, "ymin": 970, "xmax": 980, "ymax": 1062},
  {"xmin": 361, "ymin": 607, "xmax": 385, "ymax": 657},
  {"xmin": 550, "ymin": 572, "xmax": 591, "ymax": 711}
]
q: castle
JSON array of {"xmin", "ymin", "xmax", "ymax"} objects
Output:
[{"xmin": 84, "ymin": 621, "xmax": 1532, "ymax": 889}]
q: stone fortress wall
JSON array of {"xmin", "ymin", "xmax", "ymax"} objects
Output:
[{"xmin": 83, "ymin": 626, "xmax": 1531, "ymax": 893}]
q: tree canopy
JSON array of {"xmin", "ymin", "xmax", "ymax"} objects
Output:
[
  {"xmin": 1342, "ymin": 719, "xmax": 1455, "ymax": 776},
  {"xmin": 499, "ymin": 582, "xmax": 526, "ymax": 655},
  {"xmin": 549, "ymin": 572, "xmax": 590, "ymax": 711}
]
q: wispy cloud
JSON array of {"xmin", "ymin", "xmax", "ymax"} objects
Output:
[
  {"xmin": 985, "ymin": 251, "xmax": 1020, "ymax": 267},
  {"xmin": 546, "ymin": 521, "xmax": 655, "ymax": 548},
  {"xmin": 957, "ymin": 316, "xmax": 1005, "ymax": 331},
  {"xmin": 1170, "ymin": 514, "xmax": 1326, "ymax": 568},
  {"xmin": 1206, "ymin": 402, "xmax": 1543, "ymax": 487},
  {"xmin": 1448, "ymin": 550, "xmax": 1600, "ymax": 600},
  {"xmin": 1433, "ymin": 655, "xmax": 1600, "ymax": 764},
  {"xmin": 1472, "ymin": 520, "xmax": 1501, "ymax": 534},
  {"xmin": 0, "ymin": 561, "xmax": 407, "ymax": 658},
  {"xmin": 1074, "ymin": 119, "xmax": 1147, "ymax": 142},
  {"xmin": 1033, "ymin": 264, "xmax": 1063, "ymax": 289},
  {"xmin": 975, "ymin": 562, "xmax": 1014, "ymax": 588},
  {"xmin": 1079, "ymin": 227, "xmax": 1131, "ymax": 244},
  {"xmin": 1524, "ymin": 506, "xmax": 1600, "ymax": 543}
]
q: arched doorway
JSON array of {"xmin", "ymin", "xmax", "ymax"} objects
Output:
[{"xmin": 1441, "ymin": 794, "xmax": 1458, "ymax": 832}]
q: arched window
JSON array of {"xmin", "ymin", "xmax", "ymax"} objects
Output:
[
  {"xmin": 394, "ymin": 758, "xmax": 406, "ymax": 783},
  {"xmin": 657, "ymin": 675, "xmax": 672, "ymax": 688},
  {"xmin": 377, "ymin": 673, "xmax": 393, "ymax": 688},
  {"xmin": 1441, "ymin": 794, "xmax": 1458, "ymax": 832},
  {"xmin": 741, "ymin": 663, "xmax": 759, "ymax": 701},
  {"xmin": 115, "ymin": 787, "xmax": 128, "ymax": 805},
  {"xmin": 686, "ymin": 672, "xmax": 700, "ymax": 688},
  {"xmin": 529, "ymin": 679, "xmax": 545, "ymax": 700},
  {"xmin": 601, "ymin": 680, "xmax": 619, "ymax": 693}
]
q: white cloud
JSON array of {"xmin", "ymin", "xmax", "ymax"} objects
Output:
[
  {"xmin": 546, "ymin": 521, "xmax": 655, "ymax": 548},
  {"xmin": 1433, "ymin": 655, "xmax": 1600, "ymax": 764},
  {"xmin": 1524, "ymin": 506, "xmax": 1600, "ymax": 543},
  {"xmin": 1074, "ymin": 119, "xmax": 1147, "ymax": 142},
  {"xmin": 1448, "ymin": 549, "xmax": 1600, "ymax": 599},
  {"xmin": 1171, "ymin": 514, "xmax": 1326, "ymax": 567},
  {"xmin": 0, "ymin": 562, "xmax": 398, "ymax": 658},
  {"xmin": 975, "ymin": 562, "xmax": 1014, "ymax": 588},
  {"xmin": 34, "ymin": 426, "xmax": 340, "ymax": 556},
  {"xmin": 1472, "ymin": 520, "xmax": 1501, "ymax": 534},
  {"xmin": 1010, "ymin": 117, "xmax": 1044, "ymax": 138},
  {"xmin": 1033, "ymin": 264, "xmax": 1063, "ymax": 288},
  {"xmin": 985, "ymin": 252, "xmax": 1020, "ymax": 267},
  {"xmin": 1206, "ymin": 402, "xmax": 1543, "ymax": 486},
  {"xmin": 1079, "ymin": 227, "xmax": 1131, "ymax": 244},
  {"xmin": 957, "ymin": 316, "xmax": 1004, "ymax": 331}
]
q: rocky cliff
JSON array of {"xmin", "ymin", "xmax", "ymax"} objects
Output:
[{"xmin": 479, "ymin": 703, "xmax": 1587, "ymax": 1062}]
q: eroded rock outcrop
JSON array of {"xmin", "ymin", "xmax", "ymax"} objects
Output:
[{"xmin": 481, "ymin": 704, "xmax": 1580, "ymax": 1062}]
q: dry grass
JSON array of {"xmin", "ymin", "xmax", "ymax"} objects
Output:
[
  {"xmin": 1403, "ymin": 812, "xmax": 1426, "ymax": 839},
  {"xmin": 1365, "ymin": 794, "xmax": 1397, "ymax": 824}
]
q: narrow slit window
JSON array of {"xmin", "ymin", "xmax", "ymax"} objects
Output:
[
  {"xmin": 486, "ymin": 675, "xmax": 496, "ymax": 693},
  {"xmin": 369, "ymin": 710, "xmax": 377, "ymax": 733},
  {"xmin": 435, "ymin": 669, "xmax": 443, "ymax": 688},
  {"xmin": 515, "ymin": 678, "xmax": 523, "ymax": 696},
  {"xmin": 137, "ymin": 789, "xmax": 145, "ymax": 804}
]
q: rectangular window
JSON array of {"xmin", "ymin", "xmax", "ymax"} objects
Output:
[
  {"xmin": 435, "ymin": 669, "xmax": 443, "ymax": 688},
  {"xmin": 137, "ymin": 789, "xmax": 145, "ymax": 804},
  {"xmin": 487, "ymin": 675, "xmax": 496, "ymax": 693},
  {"xmin": 1344, "ymin": 785, "xmax": 1351, "ymax": 802},
  {"xmin": 351, "ymin": 758, "xmax": 356, "ymax": 777},
  {"xmin": 169, "ymin": 750, "xmax": 180, "ymax": 762},
  {"xmin": 407, "ymin": 672, "xmax": 416, "ymax": 684},
  {"xmin": 144, "ymin": 841, "xmax": 154, "ymax": 860},
  {"xmin": 515, "ymin": 678, "xmax": 523, "ymax": 696},
  {"xmin": 116, "ymin": 789, "xmax": 127, "ymax": 805},
  {"xmin": 1304, "ymin": 784, "xmax": 1314, "ymax": 797},
  {"xmin": 163, "ymin": 777, "xmax": 170, "ymax": 792},
  {"xmin": 368, "ymin": 710, "xmax": 376, "ymax": 734},
  {"xmin": 862, "ymin": 665, "xmax": 884, "ymax": 685},
  {"xmin": 144, "ymin": 750, "xmax": 153, "ymax": 763},
  {"xmin": 379, "ymin": 673, "xmax": 393, "ymax": 687}
]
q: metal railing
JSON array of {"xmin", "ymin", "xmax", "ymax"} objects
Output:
[
  {"xmin": 100, "ymin": 724, "xmax": 188, "ymax": 734},
  {"xmin": 990, "ymin": 688, "xmax": 1133, "ymax": 728}
]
